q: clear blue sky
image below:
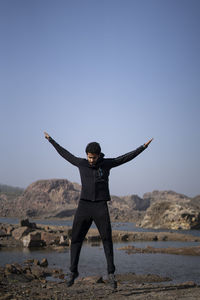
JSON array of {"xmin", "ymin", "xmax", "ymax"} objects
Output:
[{"xmin": 1, "ymin": 0, "xmax": 200, "ymax": 197}]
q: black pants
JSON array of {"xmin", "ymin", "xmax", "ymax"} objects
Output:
[{"xmin": 70, "ymin": 200, "xmax": 115, "ymax": 274}]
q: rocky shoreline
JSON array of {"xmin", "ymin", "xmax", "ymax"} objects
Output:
[
  {"xmin": 0, "ymin": 259, "xmax": 200, "ymax": 300},
  {"xmin": 118, "ymin": 244, "xmax": 200, "ymax": 256},
  {"xmin": 1, "ymin": 219, "xmax": 200, "ymax": 299},
  {"xmin": 1, "ymin": 219, "xmax": 200, "ymax": 249},
  {"xmin": 0, "ymin": 260, "xmax": 200, "ymax": 300}
]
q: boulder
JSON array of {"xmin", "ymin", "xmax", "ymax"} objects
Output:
[
  {"xmin": 6, "ymin": 225, "xmax": 15, "ymax": 235},
  {"xmin": 20, "ymin": 218, "xmax": 37, "ymax": 229},
  {"xmin": 12, "ymin": 227, "xmax": 31, "ymax": 240},
  {"xmin": 121, "ymin": 234, "xmax": 129, "ymax": 241},
  {"xmin": 5, "ymin": 264, "xmax": 20, "ymax": 275},
  {"xmin": 0, "ymin": 229, "xmax": 7, "ymax": 237},
  {"xmin": 30, "ymin": 266, "xmax": 47, "ymax": 278},
  {"xmin": 22, "ymin": 232, "xmax": 43, "ymax": 247},
  {"xmin": 139, "ymin": 201, "xmax": 200, "ymax": 230},
  {"xmin": 40, "ymin": 258, "xmax": 48, "ymax": 268},
  {"xmin": 40, "ymin": 232, "xmax": 60, "ymax": 246},
  {"xmin": 24, "ymin": 259, "xmax": 34, "ymax": 265},
  {"xmin": 33, "ymin": 259, "xmax": 40, "ymax": 266},
  {"xmin": 59, "ymin": 235, "xmax": 69, "ymax": 246}
]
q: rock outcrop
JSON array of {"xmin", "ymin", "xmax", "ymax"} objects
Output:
[
  {"xmin": 0, "ymin": 179, "xmax": 81, "ymax": 218},
  {"xmin": 108, "ymin": 194, "xmax": 150, "ymax": 222},
  {"xmin": 0, "ymin": 219, "xmax": 71, "ymax": 248},
  {"xmin": 138, "ymin": 191, "xmax": 200, "ymax": 230}
]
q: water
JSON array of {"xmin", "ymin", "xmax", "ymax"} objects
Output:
[
  {"xmin": 1, "ymin": 241, "xmax": 200, "ymax": 284},
  {"xmin": 1, "ymin": 217, "xmax": 200, "ymax": 283},
  {"xmin": 0, "ymin": 217, "xmax": 73, "ymax": 227}
]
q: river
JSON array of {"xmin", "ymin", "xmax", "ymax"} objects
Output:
[{"xmin": 1, "ymin": 217, "xmax": 200, "ymax": 284}]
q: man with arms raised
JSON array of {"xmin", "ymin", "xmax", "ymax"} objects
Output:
[{"xmin": 44, "ymin": 132, "xmax": 153, "ymax": 289}]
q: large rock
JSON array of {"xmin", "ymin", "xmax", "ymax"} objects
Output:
[
  {"xmin": 22, "ymin": 232, "xmax": 43, "ymax": 247},
  {"xmin": 137, "ymin": 191, "xmax": 200, "ymax": 230},
  {"xmin": 139, "ymin": 201, "xmax": 200, "ymax": 230},
  {"xmin": 6, "ymin": 225, "xmax": 15, "ymax": 235},
  {"xmin": 12, "ymin": 227, "xmax": 31, "ymax": 240},
  {"xmin": 0, "ymin": 224, "xmax": 14, "ymax": 236},
  {"xmin": 40, "ymin": 232, "xmax": 60, "ymax": 246},
  {"xmin": 5, "ymin": 264, "xmax": 22, "ymax": 275},
  {"xmin": 108, "ymin": 194, "xmax": 150, "ymax": 222},
  {"xmin": 40, "ymin": 258, "xmax": 48, "ymax": 268},
  {"xmin": 20, "ymin": 219, "xmax": 37, "ymax": 229},
  {"xmin": 110, "ymin": 194, "xmax": 149, "ymax": 211},
  {"xmin": 30, "ymin": 266, "xmax": 48, "ymax": 278},
  {"xmin": 0, "ymin": 229, "xmax": 7, "ymax": 237},
  {"xmin": 59, "ymin": 235, "xmax": 69, "ymax": 246}
]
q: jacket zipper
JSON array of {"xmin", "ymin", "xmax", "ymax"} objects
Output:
[{"xmin": 93, "ymin": 168, "xmax": 96, "ymax": 201}]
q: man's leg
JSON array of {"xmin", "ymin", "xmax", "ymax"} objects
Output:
[
  {"xmin": 93, "ymin": 201, "xmax": 115, "ymax": 274},
  {"xmin": 70, "ymin": 200, "xmax": 92, "ymax": 274}
]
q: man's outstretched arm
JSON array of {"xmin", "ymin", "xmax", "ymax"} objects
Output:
[
  {"xmin": 44, "ymin": 132, "xmax": 81, "ymax": 166},
  {"xmin": 106, "ymin": 138, "xmax": 153, "ymax": 168}
]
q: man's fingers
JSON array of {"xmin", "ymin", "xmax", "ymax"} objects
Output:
[
  {"xmin": 44, "ymin": 132, "xmax": 50, "ymax": 140},
  {"xmin": 145, "ymin": 138, "xmax": 154, "ymax": 147},
  {"xmin": 149, "ymin": 138, "xmax": 153, "ymax": 144}
]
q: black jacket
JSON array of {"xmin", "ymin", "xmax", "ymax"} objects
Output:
[{"xmin": 49, "ymin": 138, "xmax": 147, "ymax": 202}]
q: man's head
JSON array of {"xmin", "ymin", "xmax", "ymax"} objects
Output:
[{"xmin": 85, "ymin": 142, "xmax": 101, "ymax": 166}]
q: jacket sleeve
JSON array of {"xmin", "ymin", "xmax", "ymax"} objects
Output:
[
  {"xmin": 48, "ymin": 137, "xmax": 82, "ymax": 167},
  {"xmin": 105, "ymin": 145, "xmax": 147, "ymax": 168}
]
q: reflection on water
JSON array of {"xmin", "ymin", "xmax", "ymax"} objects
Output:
[{"xmin": 1, "ymin": 217, "xmax": 200, "ymax": 284}]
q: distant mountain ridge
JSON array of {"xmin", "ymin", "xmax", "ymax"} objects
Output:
[
  {"xmin": 0, "ymin": 183, "xmax": 24, "ymax": 194},
  {"xmin": 0, "ymin": 184, "xmax": 24, "ymax": 202}
]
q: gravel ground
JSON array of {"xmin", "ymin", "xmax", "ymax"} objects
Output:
[{"xmin": 0, "ymin": 269, "xmax": 200, "ymax": 300}]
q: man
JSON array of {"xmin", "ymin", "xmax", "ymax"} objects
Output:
[{"xmin": 44, "ymin": 132, "xmax": 153, "ymax": 288}]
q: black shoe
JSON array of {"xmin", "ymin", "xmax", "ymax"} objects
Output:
[
  {"xmin": 66, "ymin": 271, "xmax": 79, "ymax": 287},
  {"xmin": 108, "ymin": 273, "xmax": 117, "ymax": 289}
]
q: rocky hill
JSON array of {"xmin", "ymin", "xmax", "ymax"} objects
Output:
[
  {"xmin": 138, "ymin": 191, "xmax": 200, "ymax": 230},
  {"xmin": 0, "ymin": 179, "xmax": 149, "ymax": 221},
  {"xmin": 3, "ymin": 179, "xmax": 81, "ymax": 218},
  {"xmin": 143, "ymin": 190, "xmax": 191, "ymax": 203},
  {"xmin": 0, "ymin": 180, "xmax": 200, "ymax": 229},
  {"xmin": 0, "ymin": 184, "xmax": 24, "ymax": 217},
  {"xmin": 108, "ymin": 194, "xmax": 150, "ymax": 222}
]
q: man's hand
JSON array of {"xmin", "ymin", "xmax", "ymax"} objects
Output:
[
  {"xmin": 144, "ymin": 138, "xmax": 153, "ymax": 148},
  {"xmin": 44, "ymin": 132, "xmax": 51, "ymax": 141}
]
